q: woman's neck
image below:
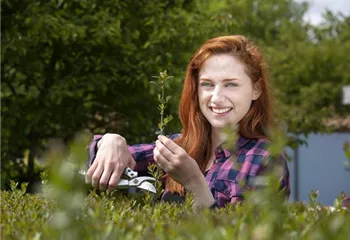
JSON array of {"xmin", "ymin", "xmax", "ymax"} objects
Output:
[
  {"xmin": 211, "ymin": 125, "xmax": 239, "ymax": 151},
  {"xmin": 211, "ymin": 128, "xmax": 225, "ymax": 151}
]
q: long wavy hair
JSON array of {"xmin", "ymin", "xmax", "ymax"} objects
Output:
[{"xmin": 167, "ymin": 35, "xmax": 274, "ymax": 195}]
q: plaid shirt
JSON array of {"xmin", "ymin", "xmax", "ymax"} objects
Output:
[{"xmin": 88, "ymin": 134, "xmax": 290, "ymax": 208}]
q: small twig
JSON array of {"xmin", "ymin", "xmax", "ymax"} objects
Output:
[{"xmin": 150, "ymin": 70, "xmax": 173, "ymax": 136}]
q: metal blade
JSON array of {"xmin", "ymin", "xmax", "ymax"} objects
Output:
[{"xmin": 136, "ymin": 181, "xmax": 157, "ymax": 194}]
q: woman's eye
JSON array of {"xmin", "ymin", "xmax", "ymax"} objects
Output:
[
  {"xmin": 226, "ymin": 82, "xmax": 238, "ymax": 87},
  {"xmin": 200, "ymin": 82, "xmax": 214, "ymax": 87}
]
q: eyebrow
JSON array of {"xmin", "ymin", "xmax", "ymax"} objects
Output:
[{"xmin": 199, "ymin": 78, "xmax": 240, "ymax": 82}]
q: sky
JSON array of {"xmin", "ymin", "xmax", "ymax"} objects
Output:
[{"xmin": 296, "ymin": 0, "xmax": 350, "ymax": 25}]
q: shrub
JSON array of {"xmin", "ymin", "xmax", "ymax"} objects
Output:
[{"xmin": 1, "ymin": 134, "xmax": 349, "ymax": 240}]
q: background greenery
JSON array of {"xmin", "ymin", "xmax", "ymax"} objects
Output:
[{"xmin": 2, "ymin": 0, "xmax": 350, "ymax": 188}]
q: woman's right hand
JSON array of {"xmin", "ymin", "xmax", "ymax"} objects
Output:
[{"xmin": 85, "ymin": 133, "xmax": 136, "ymax": 192}]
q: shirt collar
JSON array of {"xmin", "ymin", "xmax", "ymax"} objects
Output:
[{"xmin": 215, "ymin": 135, "xmax": 251, "ymax": 159}]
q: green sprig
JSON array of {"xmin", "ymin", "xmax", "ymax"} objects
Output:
[
  {"xmin": 150, "ymin": 70, "xmax": 173, "ymax": 136},
  {"xmin": 148, "ymin": 71, "xmax": 174, "ymax": 200}
]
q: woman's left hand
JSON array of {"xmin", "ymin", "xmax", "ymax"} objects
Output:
[
  {"xmin": 153, "ymin": 135, "xmax": 203, "ymax": 189},
  {"xmin": 154, "ymin": 135, "xmax": 216, "ymax": 208}
]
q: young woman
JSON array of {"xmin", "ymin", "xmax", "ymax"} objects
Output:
[{"xmin": 86, "ymin": 35, "xmax": 290, "ymax": 208}]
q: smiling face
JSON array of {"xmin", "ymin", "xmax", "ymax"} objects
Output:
[{"xmin": 197, "ymin": 54, "xmax": 261, "ymax": 134}]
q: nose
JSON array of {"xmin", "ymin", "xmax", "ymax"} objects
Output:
[{"xmin": 211, "ymin": 86, "xmax": 225, "ymax": 104}]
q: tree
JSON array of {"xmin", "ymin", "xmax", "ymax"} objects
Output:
[{"xmin": 1, "ymin": 0, "xmax": 207, "ymax": 186}]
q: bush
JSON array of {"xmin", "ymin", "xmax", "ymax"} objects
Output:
[
  {"xmin": 1, "ymin": 181, "xmax": 349, "ymax": 239},
  {"xmin": 1, "ymin": 134, "xmax": 349, "ymax": 240}
]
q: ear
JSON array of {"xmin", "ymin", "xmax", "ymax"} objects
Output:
[{"xmin": 252, "ymin": 80, "xmax": 262, "ymax": 100}]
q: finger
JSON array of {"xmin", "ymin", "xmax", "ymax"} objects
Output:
[
  {"xmin": 99, "ymin": 167, "xmax": 113, "ymax": 191},
  {"xmin": 155, "ymin": 140, "xmax": 174, "ymax": 161},
  {"xmin": 128, "ymin": 156, "xmax": 137, "ymax": 170},
  {"xmin": 153, "ymin": 147, "xmax": 170, "ymax": 172},
  {"xmin": 86, "ymin": 161, "xmax": 98, "ymax": 184},
  {"xmin": 107, "ymin": 165, "xmax": 125, "ymax": 192},
  {"xmin": 158, "ymin": 135, "xmax": 181, "ymax": 155},
  {"xmin": 91, "ymin": 165, "xmax": 103, "ymax": 189}
]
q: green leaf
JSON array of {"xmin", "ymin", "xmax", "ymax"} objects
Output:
[{"xmin": 165, "ymin": 96, "xmax": 172, "ymax": 103}]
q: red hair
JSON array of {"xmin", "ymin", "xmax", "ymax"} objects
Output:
[{"xmin": 167, "ymin": 35, "xmax": 274, "ymax": 195}]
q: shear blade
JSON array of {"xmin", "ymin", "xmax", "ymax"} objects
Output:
[{"xmin": 136, "ymin": 181, "xmax": 157, "ymax": 194}]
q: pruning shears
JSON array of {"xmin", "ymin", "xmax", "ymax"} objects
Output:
[{"xmin": 78, "ymin": 167, "xmax": 157, "ymax": 195}]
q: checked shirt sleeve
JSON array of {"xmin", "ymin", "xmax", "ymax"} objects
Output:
[
  {"xmin": 87, "ymin": 134, "xmax": 181, "ymax": 173},
  {"xmin": 127, "ymin": 143, "xmax": 156, "ymax": 172},
  {"xmin": 128, "ymin": 133, "xmax": 181, "ymax": 172},
  {"xmin": 87, "ymin": 134, "xmax": 103, "ymax": 167},
  {"xmin": 87, "ymin": 134, "xmax": 155, "ymax": 172}
]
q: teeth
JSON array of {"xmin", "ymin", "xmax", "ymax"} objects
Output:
[{"xmin": 211, "ymin": 108, "xmax": 231, "ymax": 114}]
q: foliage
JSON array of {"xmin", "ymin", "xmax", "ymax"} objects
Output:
[
  {"xmin": 2, "ymin": 185, "xmax": 350, "ymax": 240},
  {"xmin": 147, "ymin": 70, "xmax": 174, "ymax": 200},
  {"xmin": 1, "ymin": 136, "xmax": 349, "ymax": 239},
  {"xmin": 1, "ymin": 0, "xmax": 204, "ymax": 185},
  {"xmin": 150, "ymin": 70, "xmax": 174, "ymax": 136}
]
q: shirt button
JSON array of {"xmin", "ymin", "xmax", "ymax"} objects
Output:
[{"xmin": 214, "ymin": 159, "xmax": 219, "ymax": 163}]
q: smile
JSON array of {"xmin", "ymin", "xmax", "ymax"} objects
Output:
[{"xmin": 210, "ymin": 107, "xmax": 232, "ymax": 114}]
